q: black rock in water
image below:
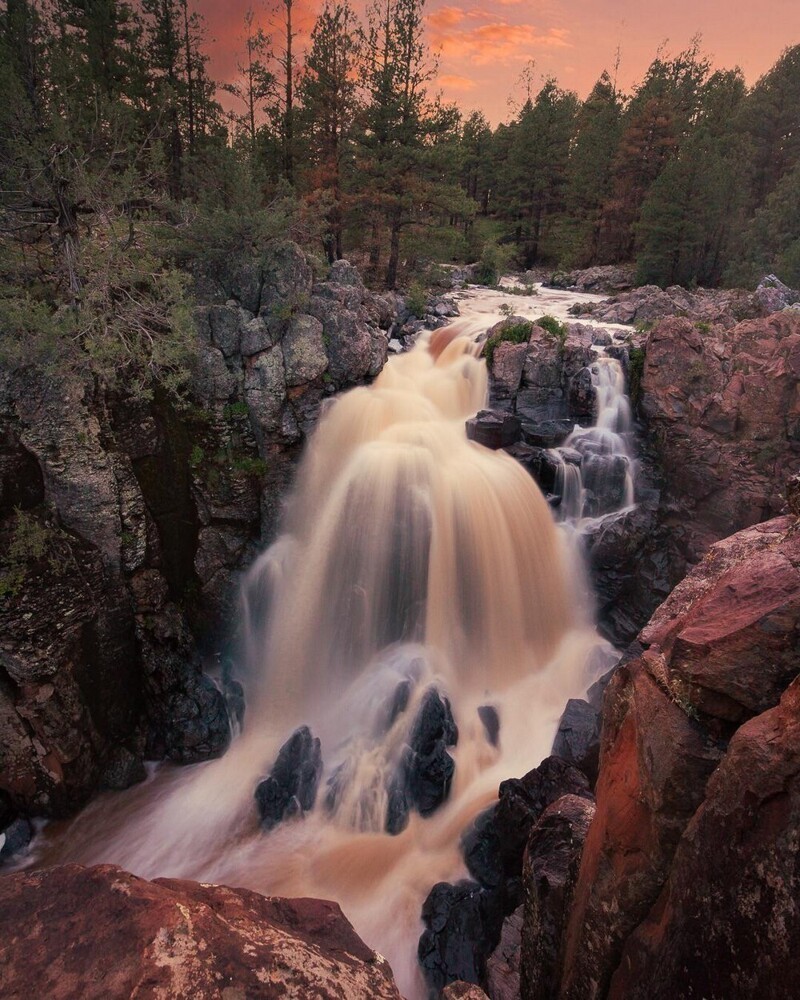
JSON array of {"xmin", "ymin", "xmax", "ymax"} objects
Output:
[
  {"xmin": 385, "ymin": 687, "xmax": 459, "ymax": 833},
  {"xmin": 462, "ymin": 756, "xmax": 593, "ymax": 890},
  {"xmin": 255, "ymin": 726, "xmax": 322, "ymax": 831},
  {"xmin": 418, "ymin": 880, "xmax": 507, "ymax": 992},
  {"xmin": 0, "ymin": 818, "xmax": 33, "ymax": 864},
  {"xmin": 477, "ymin": 705, "xmax": 500, "ymax": 747},
  {"xmin": 466, "ymin": 409, "xmax": 521, "ymax": 449}
]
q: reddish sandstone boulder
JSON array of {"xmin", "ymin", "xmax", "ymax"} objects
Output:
[
  {"xmin": 557, "ymin": 663, "xmax": 721, "ymax": 999},
  {"xmin": 641, "ymin": 312, "xmax": 800, "ymax": 551},
  {"xmin": 609, "ymin": 675, "xmax": 800, "ymax": 1000},
  {"xmin": 550, "ymin": 513, "xmax": 800, "ymax": 1000},
  {"xmin": 0, "ymin": 864, "xmax": 402, "ymax": 1000}
]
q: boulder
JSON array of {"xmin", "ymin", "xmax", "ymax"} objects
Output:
[
  {"xmin": 557, "ymin": 513, "xmax": 800, "ymax": 1000},
  {"xmin": 387, "ymin": 688, "xmax": 459, "ymax": 833},
  {"xmin": 567, "ymin": 367, "xmax": 595, "ymax": 421},
  {"xmin": 466, "ymin": 409, "xmax": 521, "ymax": 449},
  {"xmin": 486, "ymin": 906, "xmax": 524, "ymax": 1000},
  {"xmin": 462, "ymin": 757, "xmax": 593, "ymax": 893},
  {"xmin": 551, "ymin": 699, "xmax": 601, "ymax": 784},
  {"xmin": 441, "ymin": 983, "xmax": 491, "ymax": 1000},
  {"xmin": 418, "ymin": 880, "xmax": 507, "ymax": 993},
  {"xmin": 608, "ymin": 675, "xmax": 800, "ymax": 1000},
  {"xmin": 520, "ymin": 794, "xmax": 596, "ymax": 1000},
  {"xmin": 0, "ymin": 864, "xmax": 402, "ymax": 999},
  {"xmin": 255, "ymin": 726, "xmax": 322, "ymax": 831}
]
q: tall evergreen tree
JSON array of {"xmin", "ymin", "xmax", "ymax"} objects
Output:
[{"xmin": 298, "ymin": 0, "xmax": 362, "ymax": 261}]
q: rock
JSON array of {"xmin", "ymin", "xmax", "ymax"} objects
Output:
[
  {"xmin": 567, "ymin": 367, "xmax": 595, "ymax": 421},
  {"xmin": 489, "ymin": 341, "xmax": 528, "ymax": 402},
  {"xmin": 0, "ymin": 864, "xmax": 402, "ymax": 999},
  {"xmin": 100, "ymin": 746, "xmax": 147, "ymax": 791},
  {"xmin": 418, "ymin": 880, "xmax": 507, "ymax": 993},
  {"xmin": 519, "ymin": 419, "xmax": 574, "ymax": 448},
  {"xmin": 0, "ymin": 817, "xmax": 33, "ymax": 864},
  {"xmin": 551, "ymin": 699, "xmax": 601, "ymax": 784},
  {"xmin": 208, "ymin": 304, "xmax": 241, "ymax": 358},
  {"xmin": 441, "ymin": 982, "xmax": 490, "ymax": 999},
  {"xmin": 559, "ymin": 659, "xmax": 723, "ymax": 999},
  {"xmin": 608, "ymin": 675, "xmax": 800, "ymax": 1000},
  {"xmin": 519, "ymin": 794, "xmax": 596, "ymax": 1000},
  {"xmin": 255, "ymin": 725, "xmax": 322, "ymax": 831},
  {"xmin": 478, "ymin": 705, "xmax": 500, "ymax": 747},
  {"xmin": 466, "ymin": 409, "xmax": 521, "ymax": 449},
  {"xmin": 787, "ymin": 472, "xmax": 800, "ymax": 516},
  {"xmin": 462, "ymin": 757, "xmax": 593, "ymax": 893},
  {"xmin": 486, "ymin": 906, "xmax": 524, "ymax": 1000},
  {"xmin": 388, "ymin": 688, "xmax": 459, "ymax": 832},
  {"xmin": 282, "ymin": 314, "xmax": 328, "ymax": 386},
  {"xmin": 640, "ymin": 311, "xmax": 800, "ymax": 554},
  {"xmin": 548, "ymin": 265, "xmax": 635, "ymax": 293}
]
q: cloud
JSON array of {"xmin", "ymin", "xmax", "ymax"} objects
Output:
[
  {"xmin": 438, "ymin": 73, "xmax": 479, "ymax": 92},
  {"xmin": 427, "ymin": 6, "xmax": 467, "ymax": 30},
  {"xmin": 429, "ymin": 18, "xmax": 571, "ymax": 66}
]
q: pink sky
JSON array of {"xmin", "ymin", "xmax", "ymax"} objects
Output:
[{"xmin": 199, "ymin": 0, "xmax": 800, "ymax": 124}]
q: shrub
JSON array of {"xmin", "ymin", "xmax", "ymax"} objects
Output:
[
  {"xmin": 535, "ymin": 314, "xmax": 567, "ymax": 345},
  {"xmin": 483, "ymin": 320, "xmax": 533, "ymax": 365},
  {"xmin": 474, "ymin": 241, "xmax": 513, "ymax": 286},
  {"xmin": 406, "ymin": 280, "xmax": 428, "ymax": 318},
  {"xmin": 0, "ymin": 509, "xmax": 70, "ymax": 598}
]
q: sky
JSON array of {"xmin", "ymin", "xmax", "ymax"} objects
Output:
[{"xmin": 198, "ymin": 0, "xmax": 800, "ymax": 124}]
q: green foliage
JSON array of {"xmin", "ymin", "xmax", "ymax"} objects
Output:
[
  {"xmin": 474, "ymin": 241, "xmax": 513, "ymax": 286},
  {"xmin": 0, "ymin": 509, "xmax": 70, "ymax": 598},
  {"xmin": 628, "ymin": 346, "xmax": 646, "ymax": 408},
  {"xmin": 406, "ymin": 280, "xmax": 428, "ymax": 318},
  {"xmin": 223, "ymin": 401, "xmax": 249, "ymax": 419},
  {"xmin": 231, "ymin": 455, "xmax": 268, "ymax": 477},
  {"xmin": 483, "ymin": 320, "xmax": 533, "ymax": 365},
  {"xmin": 535, "ymin": 315, "xmax": 567, "ymax": 345},
  {"xmin": 189, "ymin": 444, "xmax": 205, "ymax": 468}
]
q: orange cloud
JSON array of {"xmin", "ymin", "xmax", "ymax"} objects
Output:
[
  {"xmin": 430, "ymin": 19, "xmax": 571, "ymax": 66},
  {"xmin": 427, "ymin": 6, "xmax": 467, "ymax": 30},
  {"xmin": 438, "ymin": 73, "xmax": 478, "ymax": 92}
]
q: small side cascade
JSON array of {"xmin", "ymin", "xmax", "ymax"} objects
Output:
[{"xmin": 549, "ymin": 352, "xmax": 636, "ymax": 524}]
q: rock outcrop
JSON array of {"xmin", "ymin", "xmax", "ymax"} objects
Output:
[
  {"xmin": 640, "ymin": 311, "xmax": 800, "ymax": 552},
  {"xmin": 0, "ymin": 243, "xmax": 391, "ymax": 835},
  {"xmin": 0, "ymin": 863, "xmax": 403, "ymax": 999},
  {"xmin": 526, "ymin": 512, "xmax": 800, "ymax": 1000},
  {"xmin": 569, "ymin": 276, "xmax": 800, "ymax": 327}
]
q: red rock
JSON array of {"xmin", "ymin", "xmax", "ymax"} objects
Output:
[
  {"xmin": 641, "ymin": 515, "xmax": 800, "ymax": 722},
  {"xmin": 641, "ymin": 312, "xmax": 800, "ymax": 551},
  {"xmin": 609, "ymin": 675, "xmax": 800, "ymax": 1000},
  {"xmin": 0, "ymin": 864, "xmax": 402, "ymax": 1000},
  {"xmin": 557, "ymin": 664, "xmax": 721, "ymax": 1000}
]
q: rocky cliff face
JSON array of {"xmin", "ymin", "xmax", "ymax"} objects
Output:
[
  {"xmin": 0, "ymin": 863, "xmax": 402, "ymax": 999},
  {"xmin": 0, "ymin": 243, "xmax": 390, "ymax": 831},
  {"xmin": 531, "ymin": 511, "xmax": 800, "ymax": 1000}
]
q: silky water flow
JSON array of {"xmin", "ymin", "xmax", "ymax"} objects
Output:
[{"xmin": 30, "ymin": 328, "xmax": 615, "ymax": 998}]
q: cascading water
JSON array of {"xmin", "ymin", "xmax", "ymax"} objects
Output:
[
  {"xmin": 551, "ymin": 353, "xmax": 636, "ymax": 524},
  {"xmin": 27, "ymin": 329, "xmax": 611, "ymax": 998}
]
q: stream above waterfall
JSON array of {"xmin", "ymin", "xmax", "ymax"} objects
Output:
[{"xmin": 19, "ymin": 279, "xmax": 634, "ymax": 999}]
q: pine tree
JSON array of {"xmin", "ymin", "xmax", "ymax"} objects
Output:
[{"xmin": 298, "ymin": 0, "xmax": 362, "ymax": 261}]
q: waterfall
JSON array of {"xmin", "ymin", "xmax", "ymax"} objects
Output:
[
  {"xmin": 551, "ymin": 354, "xmax": 636, "ymax": 524},
  {"xmin": 29, "ymin": 331, "xmax": 610, "ymax": 999}
]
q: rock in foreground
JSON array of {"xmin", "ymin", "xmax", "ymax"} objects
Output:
[{"xmin": 0, "ymin": 864, "xmax": 402, "ymax": 1000}]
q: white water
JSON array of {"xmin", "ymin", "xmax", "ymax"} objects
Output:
[{"xmin": 27, "ymin": 298, "xmax": 623, "ymax": 999}]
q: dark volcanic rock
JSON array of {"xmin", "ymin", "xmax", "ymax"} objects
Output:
[
  {"xmin": 520, "ymin": 794, "xmax": 596, "ymax": 1000},
  {"xmin": 387, "ymin": 688, "xmax": 459, "ymax": 832},
  {"xmin": 466, "ymin": 409, "xmax": 521, "ymax": 449},
  {"xmin": 0, "ymin": 864, "xmax": 402, "ymax": 999},
  {"xmin": 551, "ymin": 700, "xmax": 601, "ymax": 785},
  {"xmin": 255, "ymin": 726, "xmax": 322, "ymax": 830},
  {"xmin": 462, "ymin": 757, "xmax": 593, "ymax": 893},
  {"xmin": 418, "ymin": 880, "xmax": 507, "ymax": 993}
]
